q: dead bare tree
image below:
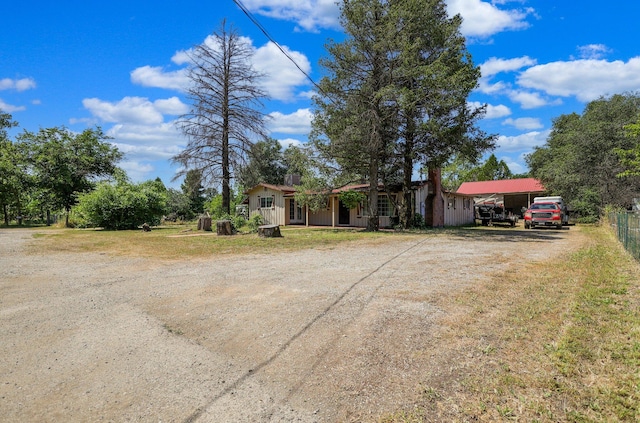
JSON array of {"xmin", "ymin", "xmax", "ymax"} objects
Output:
[{"xmin": 173, "ymin": 20, "xmax": 269, "ymax": 214}]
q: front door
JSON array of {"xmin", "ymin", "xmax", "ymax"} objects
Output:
[{"xmin": 338, "ymin": 201, "xmax": 350, "ymax": 225}]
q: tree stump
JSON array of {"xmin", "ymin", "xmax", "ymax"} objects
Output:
[
  {"xmin": 198, "ymin": 216, "xmax": 212, "ymax": 231},
  {"xmin": 258, "ymin": 224, "xmax": 282, "ymax": 238},
  {"xmin": 216, "ymin": 219, "xmax": 233, "ymax": 236}
]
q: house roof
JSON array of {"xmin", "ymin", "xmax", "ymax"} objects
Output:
[
  {"xmin": 456, "ymin": 178, "xmax": 545, "ymax": 196},
  {"xmin": 245, "ymin": 182, "xmax": 297, "ymax": 194}
]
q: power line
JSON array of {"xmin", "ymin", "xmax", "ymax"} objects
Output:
[{"xmin": 231, "ymin": 0, "xmax": 324, "ymax": 94}]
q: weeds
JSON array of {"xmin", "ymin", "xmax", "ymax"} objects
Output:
[{"xmin": 383, "ymin": 225, "xmax": 640, "ymax": 422}]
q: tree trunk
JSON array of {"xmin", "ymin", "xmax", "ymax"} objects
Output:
[
  {"xmin": 427, "ymin": 167, "xmax": 445, "ymax": 228},
  {"xmin": 367, "ymin": 155, "xmax": 379, "ymax": 232},
  {"xmin": 197, "ymin": 216, "xmax": 212, "ymax": 231},
  {"xmin": 3, "ymin": 204, "xmax": 8, "ymax": 226},
  {"xmin": 216, "ymin": 219, "xmax": 233, "ymax": 236},
  {"xmin": 258, "ymin": 224, "xmax": 282, "ymax": 238}
]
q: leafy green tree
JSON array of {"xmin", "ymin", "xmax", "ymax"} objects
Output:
[
  {"xmin": 205, "ymin": 185, "xmax": 244, "ymax": 219},
  {"xmin": 0, "ymin": 112, "xmax": 29, "ymax": 225},
  {"xmin": 173, "ymin": 20, "xmax": 269, "ymax": 216},
  {"xmin": 236, "ymin": 138, "xmax": 287, "ymax": 188},
  {"xmin": 465, "ymin": 154, "xmax": 512, "ymax": 182},
  {"xmin": 19, "ymin": 126, "xmax": 122, "ymax": 227},
  {"xmin": 181, "ymin": 169, "xmax": 206, "ymax": 217},
  {"xmin": 615, "ymin": 114, "xmax": 640, "ymax": 177},
  {"xmin": 527, "ymin": 93, "xmax": 640, "ymax": 218},
  {"xmin": 75, "ymin": 175, "xmax": 167, "ymax": 230},
  {"xmin": 165, "ymin": 188, "xmax": 192, "ymax": 221}
]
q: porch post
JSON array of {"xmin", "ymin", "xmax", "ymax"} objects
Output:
[
  {"xmin": 331, "ymin": 196, "xmax": 335, "ymax": 227},
  {"xmin": 306, "ymin": 205, "xmax": 309, "ymax": 227}
]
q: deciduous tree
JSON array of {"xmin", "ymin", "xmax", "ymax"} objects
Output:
[
  {"xmin": 527, "ymin": 93, "xmax": 640, "ymax": 218},
  {"xmin": 19, "ymin": 126, "xmax": 122, "ymax": 226},
  {"xmin": 0, "ymin": 112, "xmax": 26, "ymax": 225}
]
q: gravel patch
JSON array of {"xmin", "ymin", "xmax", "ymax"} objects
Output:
[{"xmin": 0, "ymin": 227, "xmax": 578, "ymax": 422}]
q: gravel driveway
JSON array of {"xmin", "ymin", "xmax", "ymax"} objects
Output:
[{"xmin": 0, "ymin": 227, "xmax": 577, "ymax": 422}]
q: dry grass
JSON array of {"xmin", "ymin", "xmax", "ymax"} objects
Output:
[
  {"xmin": 27, "ymin": 224, "xmax": 430, "ymax": 260},
  {"xmin": 381, "ymin": 225, "xmax": 640, "ymax": 422}
]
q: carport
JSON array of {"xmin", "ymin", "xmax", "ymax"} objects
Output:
[{"xmin": 456, "ymin": 178, "xmax": 546, "ymax": 217}]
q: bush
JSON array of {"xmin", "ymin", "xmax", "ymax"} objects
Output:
[
  {"xmin": 75, "ymin": 179, "xmax": 167, "ymax": 230},
  {"xmin": 247, "ymin": 212, "xmax": 264, "ymax": 232}
]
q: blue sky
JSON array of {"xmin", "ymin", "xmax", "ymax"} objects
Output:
[{"xmin": 3, "ymin": 0, "xmax": 640, "ymax": 188}]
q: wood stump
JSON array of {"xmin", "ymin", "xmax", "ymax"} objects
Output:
[
  {"xmin": 216, "ymin": 220, "xmax": 233, "ymax": 236},
  {"xmin": 197, "ymin": 216, "xmax": 212, "ymax": 231},
  {"xmin": 258, "ymin": 224, "xmax": 282, "ymax": 238}
]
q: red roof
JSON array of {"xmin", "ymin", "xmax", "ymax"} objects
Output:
[{"xmin": 456, "ymin": 178, "xmax": 545, "ymax": 196}]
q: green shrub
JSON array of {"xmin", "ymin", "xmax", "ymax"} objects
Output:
[
  {"xmin": 75, "ymin": 179, "xmax": 167, "ymax": 230},
  {"xmin": 247, "ymin": 212, "xmax": 264, "ymax": 232}
]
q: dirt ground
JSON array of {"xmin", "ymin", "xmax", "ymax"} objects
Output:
[{"xmin": 0, "ymin": 226, "xmax": 579, "ymax": 422}]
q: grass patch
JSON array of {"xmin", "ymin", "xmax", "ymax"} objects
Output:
[
  {"xmin": 383, "ymin": 225, "xmax": 640, "ymax": 422},
  {"xmin": 25, "ymin": 224, "xmax": 435, "ymax": 259}
]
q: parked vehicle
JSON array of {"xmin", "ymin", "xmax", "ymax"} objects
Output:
[
  {"xmin": 523, "ymin": 201, "xmax": 564, "ymax": 229},
  {"xmin": 475, "ymin": 202, "xmax": 518, "ymax": 227},
  {"xmin": 533, "ymin": 196, "xmax": 569, "ymax": 225}
]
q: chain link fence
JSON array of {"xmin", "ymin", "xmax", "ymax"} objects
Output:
[{"xmin": 608, "ymin": 212, "xmax": 640, "ymax": 261}]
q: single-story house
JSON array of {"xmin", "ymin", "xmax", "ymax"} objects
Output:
[
  {"xmin": 456, "ymin": 178, "xmax": 546, "ymax": 216},
  {"xmin": 244, "ymin": 178, "xmax": 475, "ymax": 228}
]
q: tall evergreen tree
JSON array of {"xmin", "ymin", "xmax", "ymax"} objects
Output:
[
  {"xmin": 312, "ymin": 0, "xmax": 400, "ymax": 231},
  {"xmin": 312, "ymin": 0, "xmax": 494, "ymax": 229}
]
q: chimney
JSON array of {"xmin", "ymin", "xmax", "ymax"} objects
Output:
[{"xmin": 284, "ymin": 174, "xmax": 301, "ymax": 186}]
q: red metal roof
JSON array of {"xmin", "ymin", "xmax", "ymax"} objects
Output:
[{"xmin": 456, "ymin": 178, "xmax": 545, "ymax": 195}]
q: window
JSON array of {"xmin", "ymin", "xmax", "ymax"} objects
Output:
[
  {"xmin": 357, "ymin": 196, "xmax": 393, "ymax": 217},
  {"xmin": 378, "ymin": 196, "xmax": 391, "ymax": 217},
  {"xmin": 259, "ymin": 196, "xmax": 273, "ymax": 208},
  {"xmin": 289, "ymin": 200, "xmax": 295, "ymax": 219}
]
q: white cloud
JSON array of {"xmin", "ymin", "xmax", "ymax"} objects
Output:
[
  {"xmin": 496, "ymin": 130, "xmax": 549, "ymax": 152},
  {"xmin": 446, "ymin": 0, "xmax": 532, "ymax": 38},
  {"xmin": 0, "ymin": 99, "xmax": 26, "ymax": 112},
  {"xmin": 576, "ymin": 44, "xmax": 611, "ymax": 60},
  {"xmin": 149, "ymin": 37, "xmax": 311, "ymax": 102},
  {"xmin": 470, "ymin": 101, "xmax": 511, "ymax": 119},
  {"xmin": 130, "ymin": 66, "xmax": 190, "ymax": 91},
  {"xmin": 268, "ymin": 108, "xmax": 312, "ymax": 134},
  {"xmin": 154, "ymin": 97, "xmax": 189, "ymax": 115},
  {"xmin": 477, "ymin": 56, "xmax": 536, "ymax": 95},
  {"xmin": 82, "ymin": 96, "xmax": 187, "ymax": 125},
  {"xmin": 118, "ymin": 160, "xmax": 156, "ymax": 182},
  {"xmin": 0, "ymin": 77, "xmax": 36, "ymax": 91},
  {"xmin": 278, "ymin": 138, "xmax": 304, "ymax": 149},
  {"xmin": 502, "ymin": 156, "xmax": 527, "ymax": 175},
  {"xmin": 502, "ymin": 117, "xmax": 543, "ymax": 130},
  {"xmin": 480, "ymin": 56, "xmax": 537, "ymax": 78},
  {"xmin": 518, "ymin": 57, "xmax": 640, "ymax": 102},
  {"xmin": 241, "ymin": 0, "xmax": 341, "ymax": 32},
  {"xmin": 242, "ymin": 0, "xmax": 533, "ymax": 37},
  {"xmin": 253, "ymin": 42, "xmax": 311, "ymax": 101},
  {"xmin": 507, "ymin": 90, "xmax": 554, "ymax": 109}
]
